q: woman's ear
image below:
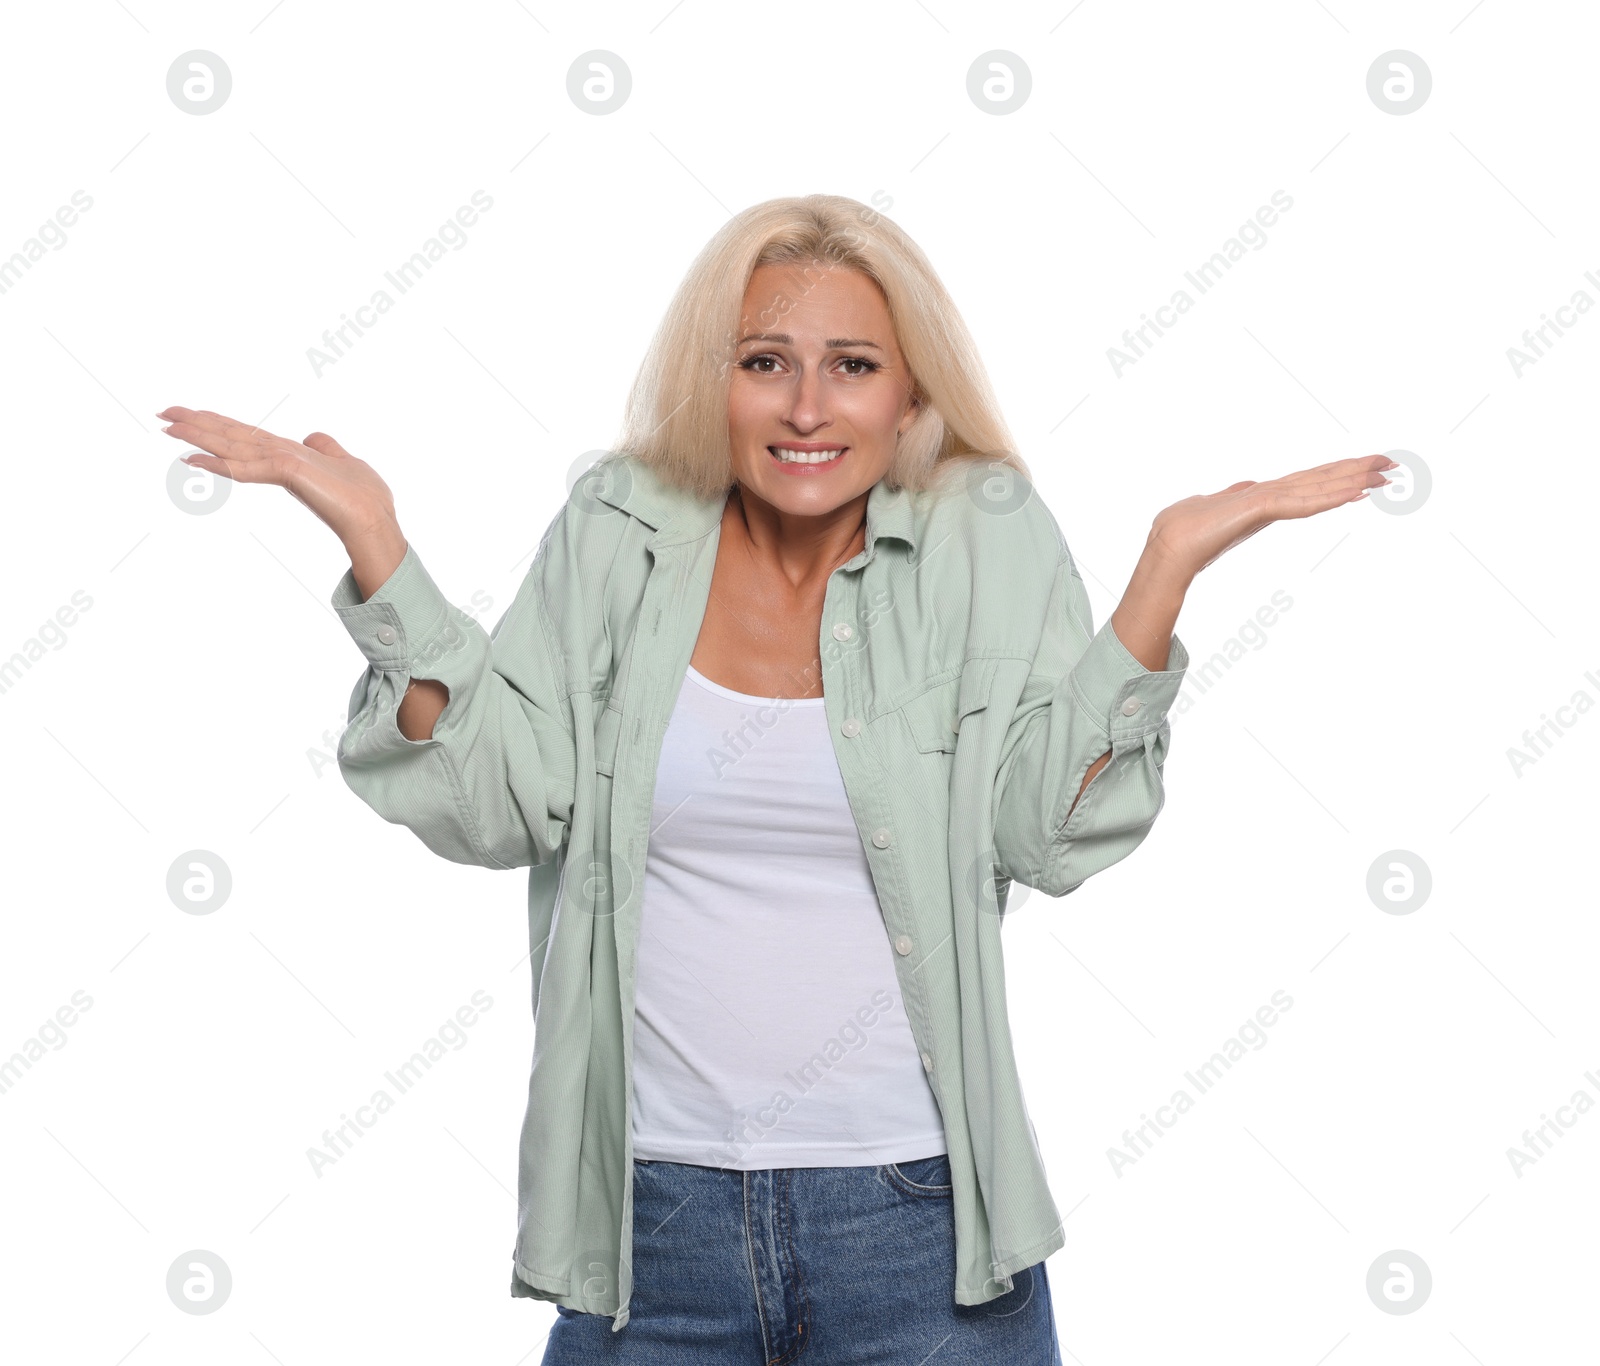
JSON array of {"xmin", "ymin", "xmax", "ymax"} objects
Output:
[{"xmin": 898, "ymin": 394, "xmax": 922, "ymax": 436}]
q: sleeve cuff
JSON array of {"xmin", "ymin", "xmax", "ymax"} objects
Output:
[
  {"xmin": 330, "ymin": 543, "xmax": 457, "ymax": 672},
  {"xmin": 1068, "ymin": 620, "xmax": 1190, "ymax": 742}
]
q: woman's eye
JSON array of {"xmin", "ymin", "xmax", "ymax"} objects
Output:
[{"xmin": 736, "ymin": 354, "xmax": 878, "ymax": 375}]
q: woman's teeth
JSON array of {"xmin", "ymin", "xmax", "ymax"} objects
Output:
[{"xmin": 769, "ymin": 447, "xmax": 845, "ymax": 464}]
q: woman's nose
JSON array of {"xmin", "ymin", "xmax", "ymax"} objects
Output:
[{"xmin": 782, "ymin": 367, "xmax": 827, "ymax": 427}]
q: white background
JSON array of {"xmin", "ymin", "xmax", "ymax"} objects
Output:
[{"xmin": 0, "ymin": 1, "xmax": 1593, "ymax": 1361}]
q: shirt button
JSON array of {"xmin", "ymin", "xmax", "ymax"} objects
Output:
[
  {"xmin": 872, "ymin": 828, "xmax": 892, "ymax": 848},
  {"xmin": 1121, "ymin": 696, "xmax": 1142, "ymax": 716},
  {"xmin": 894, "ymin": 934, "xmax": 913, "ymax": 956},
  {"xmin": 841, "ymin": 718, "xmax": 861, "ymax": 738},
  {"xmin": 921, "ymin": 1051, "xmax": 934, "ymax": 1072},
  {"xmin": 376, "ymin": 625, "xmax": 397, "ymax": 645},
  {"xmin": 832, "ymin": 622, "xmax": 854, "ymax": 642}
]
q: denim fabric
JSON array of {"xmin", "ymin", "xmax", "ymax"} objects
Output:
[{"xmin": 539, "ymin": 1155, "xmax": 1063, "ymax": 1364}]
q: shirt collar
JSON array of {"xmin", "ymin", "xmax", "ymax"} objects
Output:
[{"xmin": 592, "ymin": 454, "xmax": 919, "ymax": 558}]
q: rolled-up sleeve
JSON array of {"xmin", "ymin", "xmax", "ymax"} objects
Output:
[
  {"xmin": 331, "ymin": 527, "xmax": 577, "ymax": 871},
  {"xmin": 993, "ymin": 549, "xmax": 1188, "ymax": 897}
]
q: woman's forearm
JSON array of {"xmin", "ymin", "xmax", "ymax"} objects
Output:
[
  {"xmin": 1109, "ymin": 537, "xmax": 1192, "ymax": 673},
  {"xmin": 1068, "ymin": 541, "xmax": 1193, "ymax": 816},
  {"xmin": 347, "ymin": 520, "xmax": 411, "ymax": 602}
]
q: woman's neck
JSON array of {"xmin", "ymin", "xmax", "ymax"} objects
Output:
[{"xmin": 726, "ymin": 483, "xmax": 869, "ymax": 593}]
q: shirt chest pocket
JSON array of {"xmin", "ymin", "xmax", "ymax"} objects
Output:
[{"xmin": 898, "ymin": 660, "xmax": 996, "ymax": 754}]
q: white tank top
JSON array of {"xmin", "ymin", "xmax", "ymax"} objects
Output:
[{"xmin": 629, "ymin": 664, "xmax": 948, "ymax": 1170}]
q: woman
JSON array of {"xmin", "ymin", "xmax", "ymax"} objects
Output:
[{"xmin": 160, "ymin": 193, "xmax": 1392, "ymax": 1363}]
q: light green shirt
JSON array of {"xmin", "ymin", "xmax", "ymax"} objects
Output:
[{"xmin": 331, "ymin": 454, "xmax": 1189, "ymax": 1332}]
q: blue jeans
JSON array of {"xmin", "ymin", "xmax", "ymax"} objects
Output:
[{"xmin": 539, "ymin": 1153, "xmax": 1063, "ymax": 1364}]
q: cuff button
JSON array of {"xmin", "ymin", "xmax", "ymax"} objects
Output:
[
  {"xmin": 1120, "ymin": 696, "xmax": 1142, "ymax": 716},
  {"xmin": 376, "ymin": 625, "xmax": 397, "ymax": 646}
]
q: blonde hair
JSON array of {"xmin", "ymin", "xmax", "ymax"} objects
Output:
[{"xmin": 611, "ymin": 193, "xmax": 1030, "ymax": 502}]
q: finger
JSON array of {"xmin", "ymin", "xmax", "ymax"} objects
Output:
[
  {"xmin": 162, "ymin": 418, "xmax": 275, "ymax": 466},
  {"xmin": 1323, "ymin": 453, "xmax": 1396, "ymax": 475},
  {"xmin": 1248, "ymin": 466, "xmax": 1392, "ymax": 520},
  {"xmin": 160, "ymin": 406, "xmax": 320, "ymax": 491},
  {"xmin": 303, "ymin": 431, "xmax": 351, "ymax": 459},
  {"xmin": 1337, "ymin": 453, "xmax": 1398, "ymax": 477},
  {"xmin": 161, "ymin": 407, "xmax": 299, "ymax": 471},
  {"xmin": 159, "ymin": 406, "xmax": 249, "ymax": 436},
  {"xmin": 1271, "ymin": 454, "xmax": 1394, "ymax": 488},
  {"xmin": 1295, "ymin": 472, "xmax": 1391, "ymax": 515},
  {"xmin": 175, "ymin": 450, "xmax": 263, "ymax": 484},
  {"xmin": 1292, "ymin": 466, "xmax": 1387, "ymax": 497},
  {"xmin": 194, "ymin": 407, "xmax": 288, "ymax": 443},
  {"xmin": 1323, "ymin": 463, "xmax": 1394, "ymax": 495},
  {"xmin": 1256, "ymin": 457, "xmax": 1351, "ymax": 483},
  {"xmin": 1265, "ymin": 457, "xmax": 1394, "ymax": 498},
  {"xmin": 161, "ymin": 406, "xmax": 287, "ymax": 448}
]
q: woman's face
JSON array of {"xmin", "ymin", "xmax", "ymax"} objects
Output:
[{"xmin": 727, "ymin": 262, "xmax": 919, "ymax": 518}]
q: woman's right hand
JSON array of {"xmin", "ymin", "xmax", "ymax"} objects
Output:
[
  {"xmin": 158, "ymin": 405, "xmax": 408, "ymax": 594},
  {"xmin": 158, "ymin": 405, "xmax": 396, "ymax": 541}
]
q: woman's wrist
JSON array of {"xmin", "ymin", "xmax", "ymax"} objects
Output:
[
  {"xmin": 1135, "ymin": 529, "xmax": 1199, "ymax": 596},
  {"xmin": 345, "ymin": 518, "xmax": 410, "ymax": 602},
  {"xmin": 1108, "ymin": 540, "xmax": 1191, "ymax": 674}
]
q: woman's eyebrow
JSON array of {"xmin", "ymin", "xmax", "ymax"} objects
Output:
[{"xmin": 735, "ymin": 333, "xmax": 885, "ymax": 350}]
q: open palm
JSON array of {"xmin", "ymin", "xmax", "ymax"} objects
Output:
[
  {"xmin": 1150, "ymin": 453, "xmax": 1397, "ymax": 577},
  {"xmin": 157, "ymin": 405, "xmax": 396, "ymax": 545}
]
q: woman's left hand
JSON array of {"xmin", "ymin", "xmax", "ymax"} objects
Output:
[{"xmin": 1146, "ymin": 453, "xmax": 1398, "ymax": 581}]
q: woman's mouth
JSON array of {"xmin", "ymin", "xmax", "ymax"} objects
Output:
[{"xmin": 768, "ymin": 444, "xmax": 847, "ymax": 473}]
